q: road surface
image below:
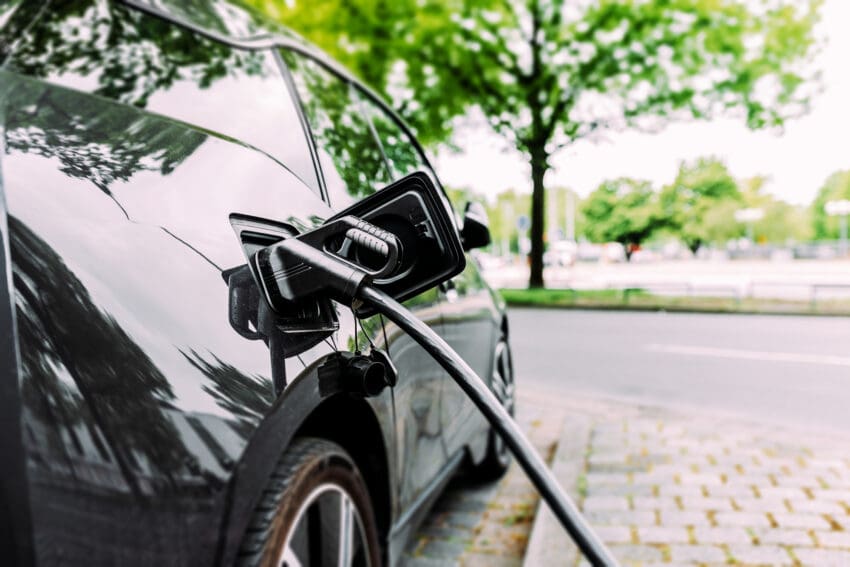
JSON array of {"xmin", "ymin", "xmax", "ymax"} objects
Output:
[{"xmin": 510, "ymin": 308, "xmax": 850, "ymax": 432}]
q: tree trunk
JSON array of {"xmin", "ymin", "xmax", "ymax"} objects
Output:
[{"xmin": 528, "ymin": 146, "xmax": 548, "ymax": 288}]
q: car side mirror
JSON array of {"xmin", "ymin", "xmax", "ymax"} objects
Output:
[{"xmin": 461, "ymin": 201, "xmax": 491, "ymax": 251}]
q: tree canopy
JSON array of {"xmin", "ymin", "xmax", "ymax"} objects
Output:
[
  {"xmin": 812, "ymin": 170, "xmax": 850, "ymax": 239},
  {"xmin": 660, "ymin": 157, "xmax": 743, "ymax": 252},
  {"xmin": 582, "ymin": 178, "xmax": 658, "ymax": 252},
  {"xmin": 246, "ymin": 0, "xmax": 821, "ymax": 285}
]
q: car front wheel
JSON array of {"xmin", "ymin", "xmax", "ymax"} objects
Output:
[{"xmin": 237, "ymin": 437, "xmax": 381, "ymax": 567}]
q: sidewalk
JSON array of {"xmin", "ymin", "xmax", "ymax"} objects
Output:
[
  {"xmin": 403, "ymin": 397, "xmax": 565, "ymax": 567},
  {"xmin": 524, "ymin": 394, "xmax": 850, "ymax": 566},
  {"xmin": 404, "ymin": 391, "xmax": 850, "ymax": 566}
]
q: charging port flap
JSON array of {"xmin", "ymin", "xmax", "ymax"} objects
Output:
[{"xmin": 329, "ymin": 172, "xmax": 465, "ymax": 315}]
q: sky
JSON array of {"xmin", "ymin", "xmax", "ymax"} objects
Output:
[{"xmin": 434, "ymin": 0, "xmax": 849, "ymax": 206}]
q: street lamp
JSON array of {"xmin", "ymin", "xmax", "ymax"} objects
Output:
[
  {"xmin": 734, "ymin": 207, "xmax": 764, "ymax": 243},
  {"xmin": 825, "ymin": 199, "xmax": 850, "ymax": 257}
]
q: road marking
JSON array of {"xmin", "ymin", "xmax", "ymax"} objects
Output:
[{"xmin": 645, "ymin": 343, "xmax": 850, "ymax": 367}]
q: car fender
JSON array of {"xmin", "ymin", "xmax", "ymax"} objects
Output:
[{"xmin": 215, "ymin": 353, "xmax": 395, "ymax": 566}]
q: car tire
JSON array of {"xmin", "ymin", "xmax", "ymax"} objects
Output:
[
  {"xmin": 237, "ymin": 437, "xmax": 381, "ymax": 567},
  {"xmin": 471, "ymin": 339, "xmax": 515, "ymax": 481}
]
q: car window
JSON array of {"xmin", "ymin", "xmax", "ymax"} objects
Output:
[
  {"xmin": 4, "ymin": 1, "xmax": 320, "ymax": 194},
  {"xmin": 281, "ymin": 50, "xmax": 391, "ymax": 209},
  {"xmin": 358, "ymin": 94, "xmax": 431, "ymax": 181}
]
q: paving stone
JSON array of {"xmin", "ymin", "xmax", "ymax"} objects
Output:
[
  {"xmin": 581, "ymin": 496, "xmax": 630, "ymax": 512},
  {"xmin": 758, "ymin": 486, "xmax": 807, "ymax": 500},
  {"xmin": 771, "ymin": 512, "xmax": 831, "ymax": 530},
  {"xmin": 588, "ymin": 454, "xmax": 628, "ymax": 467},
  {"xmin": 632, "ymin": 496, "xmax": 678, "ymax": 511},
  {"xmin": 727, "ymin": 544, "xmax": 793, "ymax": 565},
  {"xmin": 789, "ymin": 498, "xmax": 845, "ymax": 515},
  {"xmin": 585, "ymin": 473, "xmax": 631, "ymax": 487},
  {"xmin": 707, "ymin": 484, "xmax": 757, "ymax": 498},
  {"xmin": 733, "ymin": 496, "xmax": 790, "ymax": 513},
  {"xmin": 593, "ymin": 526, "xmax": 632, "ymax": 544},
  {"xmin": 774, "ymin": 475, "xmax": 821, "ymax": 489},
  {"xmin": 812, "ymin": 489, "xmax": 850, "ymax": 502},
  {"xmin": 585, "ymin": 510, "xmax": 656, "ymax": 525},
  {"xmin": 420, "ymin": 538, "xmax": 468, "ymax": 558},
  {"xmin": 659, "ymin": 510, "xmax": 712, "ymax": 526},
  {"xmin": 679, "ymin": 497, "xmax": 734, "ymax": 511},
  {"xmin": 637, "ymin": 526, "xmax": 690, "ymax": 544},
  {"xmin": 714, "ymin": 511, "xmax": 772, "ymax": 527},
  {"xmin": 692, "ymin": 526, "xmax": 753, "ymax": 545},
  {"xmin": 586, "ymin": 483, "xmax": 654, "ymax": 497},
  {"xmin": 667, "ymin": 544, "xmax": 726, "ymax": 563},
  {"xmin": 607, "ymin": 544, "xmax": 664, "ymax": 563},
  {"xmin": 677, "ymin": 473, "xmax": 725, "ymax": 486},
  {"xmin": 656, "ymin": 485, "xmax": 706, "ymax": 499},
  {"xmin": 826, "ymin": 514, "xmax": 850, "ymax": 531},
  {"xmin": 793, "ymin": 548, "xmax": 850, "ymax": 566},
  {"xmin": 418, "ymin": 524, "xmax": 458, "ymax": 539},
  {"xmin": 445, "ymin": 512, "xmax": 483, "ymax": 530},
  {"xmin": 816, "ymin": 531, "xmax": 850, "ymax": 549},
  {"xmin": 755, "ymin": 527, "xmax": 815, "ymax": 546},
  {"xmin": 588, "ymin": 462, "xmax": 646, "ymax": 474}
]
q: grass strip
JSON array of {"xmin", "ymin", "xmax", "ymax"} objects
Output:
[{"xmin": 499, "ymin": 287, "xmax": 850, "ymax": 317}]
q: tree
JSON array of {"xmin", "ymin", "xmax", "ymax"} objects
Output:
[
  {"xmin": 660, "ymin": 157, "xmax": 742, "ymax": 252},
  {"xmin": 246, "ymin": 0, "xmax": 821, "ymax": 287},
  {"xmin": 582, "ymin": 178, "xmax": 658, "ymax": 257},
  {"xmin": 811, "ymin": 171, "xmax": 850, "ymax": 239},
  {"xmin": 740, "ymin": 176, "xmax": 811, "ymax": 243}
]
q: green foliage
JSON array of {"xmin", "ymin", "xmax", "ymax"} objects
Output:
[
  {"xmin": 740, "ymin": 176, "xmax": 812, "ymax": 243},
  {"xmin": 811, "ymin": 171, "xmax": 850, "ymax": 239},
  {"xmin": 582, "ymin": 178, "xmax": 657, "ymax": 249},
  {"xmin": 660, "ymin": 157, "xmax": 742, "ymax": 251},
  {"xmin": 245, "ymin": 0, "xmax": 821, "ymax": 285}
]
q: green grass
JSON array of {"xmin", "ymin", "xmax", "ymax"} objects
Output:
[{"xmin": 499, "ymin": 287, "xmax": 850, "ymax": 316}]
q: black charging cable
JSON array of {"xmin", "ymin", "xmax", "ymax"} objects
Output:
[
  {"xmin": 253, "ymin": 216, "xmax": 619, "ymax": 567},
  {"xmin": 357, "ymin": 284, "xmax": 617, "ymax": 567}
]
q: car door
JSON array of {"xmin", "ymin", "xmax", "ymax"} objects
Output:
[
  {"xmin": 435, "ymin": 263, "xmax": 500, "ymax": 457},
  {"xmin": 280, "ymin": 50, "xmax": 450, "ymax": 510},
  {"xmin": 356, "ymin": 96, "xmax": 498, "ymax": 459},
  {"xmin": 2, "ymin": 3, "xmax": 331, "ymax": 563}
]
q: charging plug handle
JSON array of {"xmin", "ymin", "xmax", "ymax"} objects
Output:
[{"xmin": 253, "ymin": 216, "xmax": 401, "ymax": 310}]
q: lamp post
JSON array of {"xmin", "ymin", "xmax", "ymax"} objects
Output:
[
  {"xmin": 734, "ymin": 207, "xmax": 765, "ymax": 243},
  {"xmin": 825, "ymin": 199, "xmax": 850, "ymax": 257}
]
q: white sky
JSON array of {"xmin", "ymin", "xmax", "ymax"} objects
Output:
[{"xmin": 434, "ymin": 0, "xmax": 849, "ymax": 206}]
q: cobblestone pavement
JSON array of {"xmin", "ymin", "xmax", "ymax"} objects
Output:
[
  {"xmin": 403, "ymin": 389, "xmax": 850, "ymax": 566},
  {"xmin": 573, "ymin": 402, "xmax": 850, "ymax": 567},
  {"xmin": 402, "ymin": 396, "xmax": 566, "ymax": 567}
]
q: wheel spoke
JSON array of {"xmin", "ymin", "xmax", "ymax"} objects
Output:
[
  {"xmin": 282, "ymin": 544, "xmax": 303, "ymax": 567},
  {"xmin": 276, "ymin": 479, "xmax": 371, "ymax": 567},
  {"xmin": 339, "ymin": 493, "xmax": 354, "ymax": 567}
]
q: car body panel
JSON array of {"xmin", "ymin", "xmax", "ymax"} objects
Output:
[
  {"xmin": 0, "ymin": 1, "xmax": 507, "ymax": 565},
  {"xmin": 440, "ymin": 263, "xmax": 502, "ymax": 463}
]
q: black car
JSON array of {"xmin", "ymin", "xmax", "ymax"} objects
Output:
[{"xmin": 0, "ymin": 1, "xmax": 515, "ymax": 565}]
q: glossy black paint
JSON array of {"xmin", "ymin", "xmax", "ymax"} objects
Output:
[{"xmin": 0, "ymin": 1, "xmax": 507, "ymax": 565}]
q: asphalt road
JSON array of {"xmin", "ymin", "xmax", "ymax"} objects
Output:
[{"xmin": 509, "ymin": 308, "xmax": 850, "ymax": 433}]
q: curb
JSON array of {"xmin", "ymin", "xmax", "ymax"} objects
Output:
[{"xmin": 522, "ymin": 413, "xmax": 592, "ymax": 567}]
